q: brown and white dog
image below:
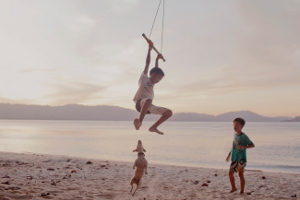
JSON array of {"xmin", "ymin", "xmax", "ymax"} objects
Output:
[{"xmin": 130, "ymin": 152, "xmax": 148, "ymax": 196}]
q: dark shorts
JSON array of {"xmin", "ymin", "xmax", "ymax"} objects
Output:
[
  {"xmin": 135, "ymin": 98, "xmax": 168, "ymax": 115},
  {"xmin": 135, "ymin": 99, "xmax": 150, "ymax": 114},
  {"xmin": 230, "ymin": 161, "xmax": 247, "ymax": 173}
]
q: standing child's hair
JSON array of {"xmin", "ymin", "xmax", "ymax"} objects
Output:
[{"xmin": 233, "ymin": 117, "xmax": 246, "ymax": 126}]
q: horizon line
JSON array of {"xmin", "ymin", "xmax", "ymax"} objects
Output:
[{"xmin": 0, "ymin": 102, "xmax": 297, "ymax": 118}]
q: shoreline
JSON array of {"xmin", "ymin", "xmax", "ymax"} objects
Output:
[
  {"xmin": 0, "ymin": 152, "xmax": 299, "ymax": 200},
  {"xmin": 2, "ymin": 150, "xmax": 299, "ymax": 175}
]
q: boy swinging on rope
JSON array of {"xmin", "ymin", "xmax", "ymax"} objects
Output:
[{"xmin": 133, "ymin": 40, "xmax": 172, "ymax": 135}]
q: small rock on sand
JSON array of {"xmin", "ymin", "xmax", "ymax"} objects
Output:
[
  {"xmin": 7, "ymin": 186, "xmax": 21, "ymax": 190},
  {"xmin": 63, "ymin": 174, "xmax": 71, "ymax": 179},
  {"xmin": 291, "ymin": 194, "xmax": 297, "ymax": 198},
  {"xmin": 41, "ymin": 192, "xmax": 50, "ymax": 197},
  {"xmin": 47, "ymin": 168, "xmax": 55, "ymax": 171},
  {"xmin": 86, "ymin": 161, "xmax": 92, "ymax": 165},
  {"xmin": 1, "ymin": 181, "xmax": 10, "ymax": 185},
  {"xmin": 262, "ymin": 176, "xmax": 266, "ymax": 179},
  {"xmin": 201, "ymin": 183, "xmax": 208, "ymax": 187}
]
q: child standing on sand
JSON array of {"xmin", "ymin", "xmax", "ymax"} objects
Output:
[
  {"xmin": 132, "ymin": 140, "xmax": 146, "ymax": 153},
  {"xmin": 133, "ymin": 40, "xmax": 172, "ymax": 135},
  {"xmin": 226, "ymin": 117, "xmax": 255, "ymax": 194}
]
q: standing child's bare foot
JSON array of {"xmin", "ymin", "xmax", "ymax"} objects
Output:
[
  {"xmin": 230, "ymin": 188, "xmax": 237, "ymax": 193},
  {"xmin": 149, "ymin": 127, "xmax": 164, "ymax": 135},
  {"xmin": 134, "ymin": 119, "xmax": 142, "ymax": 130}
]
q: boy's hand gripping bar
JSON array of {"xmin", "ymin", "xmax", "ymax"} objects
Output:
[{"xmin": 142, "ymin": 33, "xmax": 166, "ymax": 62}]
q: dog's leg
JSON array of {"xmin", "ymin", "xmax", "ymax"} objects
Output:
[
  {"xmin": 132, "ymin": 183, "xmax": 139, "ymax": 196},
  {"xmin": 130, "ymin": 185, "xmax": 133, "ymax": 193},
  {"xmin": 130, "ymin": 178, "xmax": 135, "ymax": 193}
]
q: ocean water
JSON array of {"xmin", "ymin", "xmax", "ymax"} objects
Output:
[{"xmin": 0, "ymin": 120, "xmax": 299, "ymax": 173}]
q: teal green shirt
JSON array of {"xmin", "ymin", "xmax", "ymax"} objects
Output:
[{"xmin": 231, "ymin": 132, "xmax": 253, "ymax": 162}]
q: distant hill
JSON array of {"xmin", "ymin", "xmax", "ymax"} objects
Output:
[
  {"xmin": 171, "ymin": 112, "xmax": 215, "ymax": 121},
  {"xmin": 284, "ymin": 116, "xmax": 300, "ymax": 122},
  {"xmin": 0, "ymin": 103, "xmax": 293, "ymax": 122},
  {"xmin": 0, "ymin": 104, "xmax": 136, "ymax": 121},
  {"xmin": 215, "ymin": 111, "xmax": 290, "ymax": 122},
  {"xmin": 171, "ymin": 110, "xmax": 291, "ymax": 122}
]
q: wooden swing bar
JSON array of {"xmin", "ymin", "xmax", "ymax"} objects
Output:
[{"xmin": 142, "ymin": 33, "xmax": 166, "ymax": 62}]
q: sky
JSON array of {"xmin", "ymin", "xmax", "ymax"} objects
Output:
[{"xmin": 0, "ymin": 0, "xmax": 299, "ymax": 117}]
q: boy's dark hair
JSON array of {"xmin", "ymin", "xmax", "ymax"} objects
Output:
[
  {"xmin": 150, "ymin": 67, "xmax": 164, "ymax": 76},
  {"xmin": 233, "ymin": 117, "xmax": 246, "ymax": 126}
]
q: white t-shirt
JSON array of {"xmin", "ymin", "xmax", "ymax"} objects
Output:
[{"xmin": 133, "ymin": 72, "xmax": 154, "ymax": 102}]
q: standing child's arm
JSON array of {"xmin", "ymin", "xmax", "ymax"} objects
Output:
[
  {"xmin": 226, "ymin": 151, "xmax": 231, "ymax": 162},
  {"xmin": 154, "ymin": 54, "xmax": 164, "ymax": 68},
  {"xmin": 143, "ymin": 148, "xmax": 146, "ymax": 152},
  {"xmin": 237, "ymin": 136, "xmax": 255, "ymax": 150},
  {"xmin": 132, "ymin": 148, "xmax": 138, "ymax": 152},
  {"xmin": 237, "ymin": 143, "xmax": 255, "ymax": 150},
  {"xmin": 143, "ymin": 41, "xmax": 154, "ymax": 75}
]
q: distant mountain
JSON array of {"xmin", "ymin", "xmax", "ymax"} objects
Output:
[
  {"xmin": 215, "ymin": 111, "xmax": 291, "ymax": 122},
  {"xmin": 171, "ymin": 112, "xmax": 215, "ymax": 121},
  {"xmin": 171, "ymin": 110, "xmax": 291, "ymax": 122},
  {"xmin": 0, "ymin": 103, "xmax": 293, "ymax": 122},
  {"xmin": 0, "ymin": 104, "xmax": 136, "ymax": 121},
  {"xmin": 284, "ymin": 116, "xmax": 300, "ymax": 122}
]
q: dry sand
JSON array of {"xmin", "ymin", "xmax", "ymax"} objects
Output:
[{"xmin": 0, "ymin": 152, "xmax": 299, "ymax": 200}]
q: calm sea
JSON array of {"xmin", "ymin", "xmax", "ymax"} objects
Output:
[{"xmin": 0, "ymin": 120, "xmax": 299, "ymax": 173}]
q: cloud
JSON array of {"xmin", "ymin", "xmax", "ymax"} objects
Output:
[
  {"xmin": 106, "ymin": 0, "xmax": 141, "ymax": 14},
  {"xmin": 0, "ymin": 0, "xmax": 299, "ymax": 116},
  {"xmin": 46, "ymin": 82, "xmax": 105, "ymax": 105}
]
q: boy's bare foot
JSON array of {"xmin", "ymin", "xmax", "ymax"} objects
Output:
[
  {"xmin": 230, "ymin": 188, "xmax": 237, "ymax": 193},
  {"xmin": 134, "ymin": 119, "xmax": 141, "ymax": 130},
  {"xmin": 240, "ymin": 191, "xmax": 244, "ymax": 194},
  {"xmin": 149, "ymin": 127, "xmax": 164, "ymax": 135}
]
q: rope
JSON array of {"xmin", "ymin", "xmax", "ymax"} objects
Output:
[
  {"xmin": 149, "ymin": 0, "xmax": 162, "ymax": 38},
  {"xmin": 148, "ymin": 0, "xmax": 165, "ymax": 53},
  {"xmin": 160, "ymin": 0, "xmax": 165, "ymax": 53}
]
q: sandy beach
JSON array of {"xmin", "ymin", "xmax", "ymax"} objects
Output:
[{"xmin": 0, "ymin": 152, "xmax": 299, "ymax": 200}]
